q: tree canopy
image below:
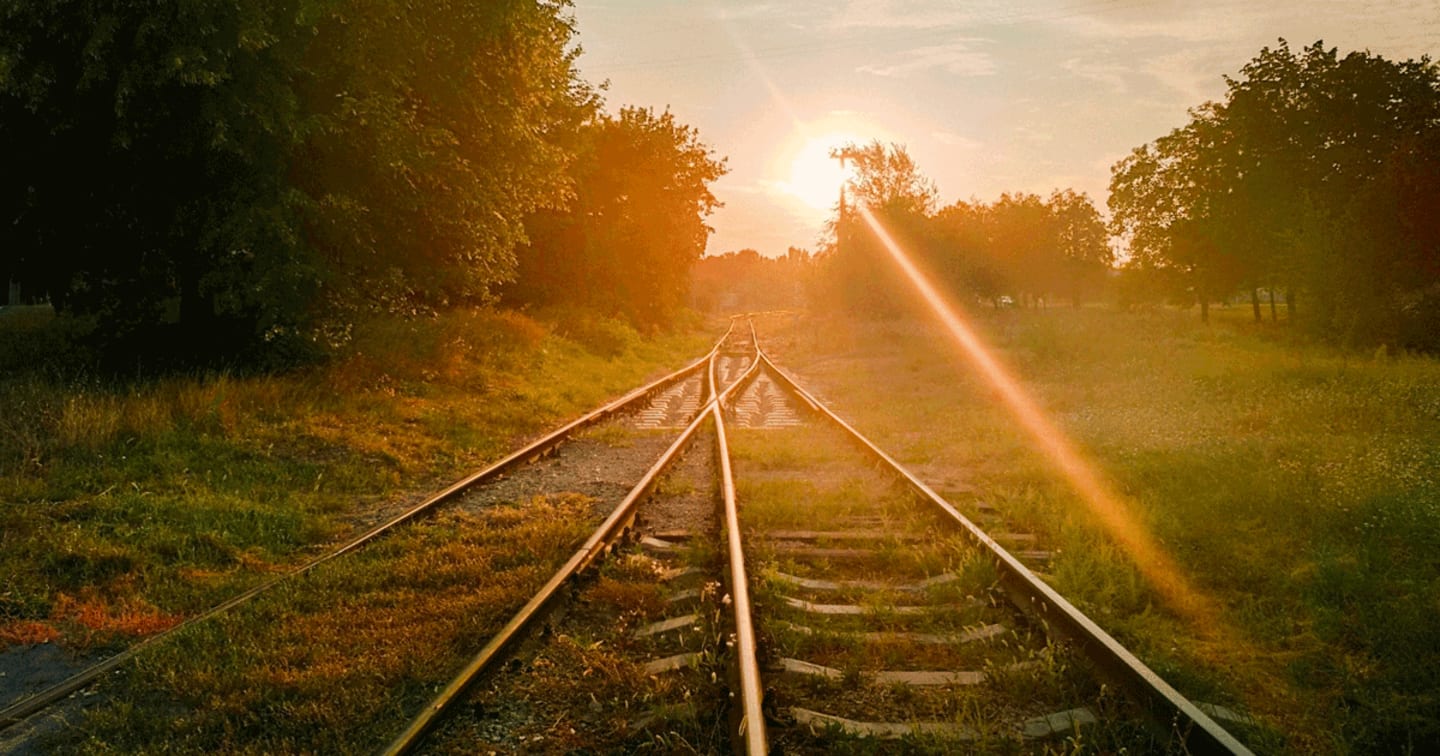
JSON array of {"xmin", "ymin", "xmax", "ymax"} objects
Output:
[
  {"xmin": 505, "ymin": 106, "xmax": 726, "ymax": 328},
  {"xmin": 814, "ymin": 141, "xmax": 1111, "ymax": 316},
  {"xmin": 1110, "ymin": 39, "xmax": 1440, "ymax": 343},
  {"xmin": 2, "ymin": 1, "xmax": 727, "ymax": 363}
]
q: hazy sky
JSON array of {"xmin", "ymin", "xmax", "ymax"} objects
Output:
[{"xmin": 571, "ymin": 1, "xmax": 1439, "ymax": 257}]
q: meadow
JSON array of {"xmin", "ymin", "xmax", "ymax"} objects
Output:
[
  {"xmin": 761, "ymin": 306, "xmax": 1440, "ymax": 754},
  {"xmin": 0, "ymin": 306, "xmax": 712, "ymax": 656}
]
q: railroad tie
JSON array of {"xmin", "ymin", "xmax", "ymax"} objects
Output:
[
  {"xmin": 778, "ymin": 620, "xmax": 1008, "ymax": 645},
  {"xmin": 781, "ymin": 597, "xmax": 934, "ymax": 615},
  {"xmin": 633, "ymin": 614, "xmax": 700, "ymax": 639},
  {"xmin": 641, "ymin": 652, "xmax": 700, "ymax": 676},
  {"xmin": 640, "ymin": 535, "xmax": 682, "ymax": 553},
  {"xmin": 788, "ymin": 706, "xmax": 1098, "ymax": 741},
  {"xmin": 779, "ymin": 658, "xmax": 987, "ymax": 687},
  {"xmin": 770, "ymin": 569, "xmax": 955, "ymax": 593},
  {"xmin": 789, "ymin": 707, "xmax": 978, "ymax": 740}
]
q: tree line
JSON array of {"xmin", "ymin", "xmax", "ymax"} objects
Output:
[
  {"xmin": 801, "ymin": 40, "xmax": 1439, "ymax": 351},
  {"xmin": 0, "ymin": 1, "xmax": 724, "ymax": 365},
  {"xmin": 1111, "ymin": 39, "xmax": 1440, "ymax": 349},
  {"xmin": 815, "ymin": 140, "xmax": 1112, "ymax": 316}
]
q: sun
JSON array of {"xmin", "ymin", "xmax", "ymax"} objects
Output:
[{"xmin": 779, "ymin": 134, "xmax": 857, "ymax": 211}]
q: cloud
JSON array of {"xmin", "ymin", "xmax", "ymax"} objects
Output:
[
  {"xmin": 1047, "ymin": 5, "xmax": 1270, "ymax": 44},
  {"xmin": 1141, "ymin": 47, "xmax": 1232, "ymax": 105},
  {"xmin": 1013, "ymin": 126, "xmax": 1054, "ymax": 145},
  {"xmin": 828, "ymin": 0, "xmax": 1001, "ymax": 30},
  {"xmin": 856, "ymin": 41, "xmax": 997, "ymax": 78},
  {"xmin": 707, "ymin": 3, "xmax": 788, "ymax": 22},
  {"xmin": 1059, "ymin": 56, "xmax": 1131, "ymax": 94},
  {"xmin": 931, "ymin": 130, "xmax": 982, "ymax": 150}
]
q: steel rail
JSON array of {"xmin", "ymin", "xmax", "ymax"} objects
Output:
[
  {"xmin": 383, "ymin": 341, "xmax": 761, "ymax": 755},
  {"xmin": 713, "ymin": 320, "xmax": 768, "ymax": 755},
  {"xmin": 0, "ymin": 325, "xmax": 732, "ymax": 734},
  {"xmin": 754, "ymin": 347, "xmax": 1253, "ymax": 756}
]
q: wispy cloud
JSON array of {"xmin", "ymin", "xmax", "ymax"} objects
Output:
[
  {"xmin": 1013, "ymin": 126, "xmax": 1054, "ymax": 145},
  {"xmin": 856, "ymin": 41, "xmax": 997, "ymax": 78},
  {"xmin": 1047, "ymin": 5, "xmax": 1269, "ymax": 44},
  {"xmin": 828, "ymin": 0, "xmax": 997, "ymax": 30},
  {"xmin": 1060, "ymin": 56, "xmax": 1131, "ymax": 95},
  {"xmin": 931, "ymin": 130, "xmax": 982, "ymax": 150},
  {"xmin": 1141, "ymin": 48, "xmax": 1231, "ymax": 105}
]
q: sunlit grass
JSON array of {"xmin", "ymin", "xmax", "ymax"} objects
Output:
[
  {"xmin": 45, "ymin": 495, "xmax": 595, "ymax": 753},
  {"xmin": 0, "ymin": 307, "xmax": 713, "ymax": 653},
  {"xmin": 763, "ymin": 308, "xmax": 1440, "ymax": 753}
]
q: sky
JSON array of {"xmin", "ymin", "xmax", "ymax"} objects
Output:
[{"xmin": 570, "ymin": 1, "xmax": 1440, "ymax": 258}]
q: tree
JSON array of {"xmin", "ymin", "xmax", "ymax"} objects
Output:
[
  {"xmin": 508, "ymin": 106, "xmax": 727, "ymax": 328},
  {"xmin": 0, "ymin": 0, "xmax": 591, "ymax": 361},
  {"xmin": 1110, "ymin": 103, "xmax": 1246, "ymax": 322},
  {"xmin": 1048, "ymin": 189, "xmax": 1113, "ymax": 307},
  {"xmin": 816, "ymin": 141, "xmax": 940, "ymax": 317},
  {"xmin": 836, "ymin": 140, "xmax": 938, "ymax": 216},
  {"xmin": 1110, "ymin": 39, "xmax": 1440, "ymax": 342}
]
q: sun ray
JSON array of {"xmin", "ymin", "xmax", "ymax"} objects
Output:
[{"xmin": 853, "ymin": 203, "xmax": 1223, "ymax": 632}]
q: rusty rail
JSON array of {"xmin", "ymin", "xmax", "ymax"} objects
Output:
[
  {"xmin": 713, "ymin": 319, "xmax": 768, "ymax": 754},
  {"xmin": 383, "ymin": 330, "xmax": 761, "ymax": 755}
]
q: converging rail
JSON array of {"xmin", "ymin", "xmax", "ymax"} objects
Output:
[
  {"xmin": 6, "ymin": 318, "xmax": 1254, "ymax": 754},
  {"xmin": 0, "ymin": 323, "xmax": 738, "ymax": 736},
  {"xmin": 383, "ymin": 323, "xmax": 763, "ymax": 754},
  {"xmin": 380, "ymin": 318, "xmax": 1252, "ymax": 754}
]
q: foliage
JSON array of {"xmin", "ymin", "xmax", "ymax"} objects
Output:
[
  {"xmin": 0, "ymin": 1, "xmax": 591, "ymax": 361},
  {"xmin": 1109, "ymin": 39, "xmax": 1440, "ymax": 345},
  {"xmin": 810, "ymin": 141, "xmax": 1112, "ymax": 316},
  {"xmin": 507, "ymin": 106, "xmax": 727, "ymax": 329},
  {"xmin": 835, "ymin": 139, "xmax": 938, "ymax": 216},
  {"xmin": 691, "ymin": 247, "xmax": 813, "ymax": 313}
]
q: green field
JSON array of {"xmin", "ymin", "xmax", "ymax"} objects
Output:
[{"xmin": 760, "ymin": 307, "xmax": 1440, "ymax": 754}]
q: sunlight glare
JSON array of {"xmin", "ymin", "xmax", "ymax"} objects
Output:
[
  {"xmin": 853, "ymin": 204, "xmax": 1222, "ymax": 632},
  {"xmin": 781, "ymin": 136, "xmax": 853, "ymax": 211}
]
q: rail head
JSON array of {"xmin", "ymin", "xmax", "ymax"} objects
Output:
[
  {"xmin": 755, "ymin": 347, "xmax": 1253, "ymax": 756},
  {"xmin": 712, "ymin": 329, "xmax": 768, "ymax": 755}
]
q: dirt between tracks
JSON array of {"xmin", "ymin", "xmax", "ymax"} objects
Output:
[{"xmin": 453, "ymin": 426, "xmax": 680, "ymax": 515}]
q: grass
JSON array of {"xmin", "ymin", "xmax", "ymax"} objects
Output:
[
  {"xmin": 53, "ymin": 494, "xmax": 598, "ymax": 753},
  {"xmin": 0, "ymin": 305, "xmax": 713, "ymax": 655},
  {"xmin": 758, "ymin": 307, "xmax": 1440, "ymax": 753},
  {"xmin": 422, "ymin": 495, "xmax": 730, "ymax": 752}
]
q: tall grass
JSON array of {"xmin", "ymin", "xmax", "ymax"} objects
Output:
[
  {"xmin": 0, "ymin": 306, "xmax": 712, "ymax": 653},
  {"xmin": 765, "ymin": 308, "xmax": 1440, "ymax": 753}
]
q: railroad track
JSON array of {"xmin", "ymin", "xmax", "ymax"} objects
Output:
[
  {"xmin": 385, "ymin": 321, "xmax": 1253, "ymax": 755},
  {"xmin": 0, "ymin": 324, "xmax": 743, "ymax": 747},
  {"xmin": 3, "ymin": 319, "xmax": 1254, "ymax": 754}
]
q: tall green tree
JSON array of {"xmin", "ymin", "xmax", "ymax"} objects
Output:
[
  {"xmin": 1048, "ymin": 189, "xmax": 1113, "ymax": 307},
  {"xmin": 1110, "ymin": 39, "xmax": 1440, "ymax": 342},
  {"xmin": 508, "ymin": 106, "xmax": 726, "ymax": 328},
  {"xmin": 0, "ymin": 0, "xmax": 590, "ymax": 361},
  {"xmin": 818, "ymin": 141, "xmax": 939, "ymax": 317}
]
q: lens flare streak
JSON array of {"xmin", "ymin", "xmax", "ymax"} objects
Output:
[{"xmin": 853, "ymin": 204, "xmax": 1219, "ymax": 628}]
